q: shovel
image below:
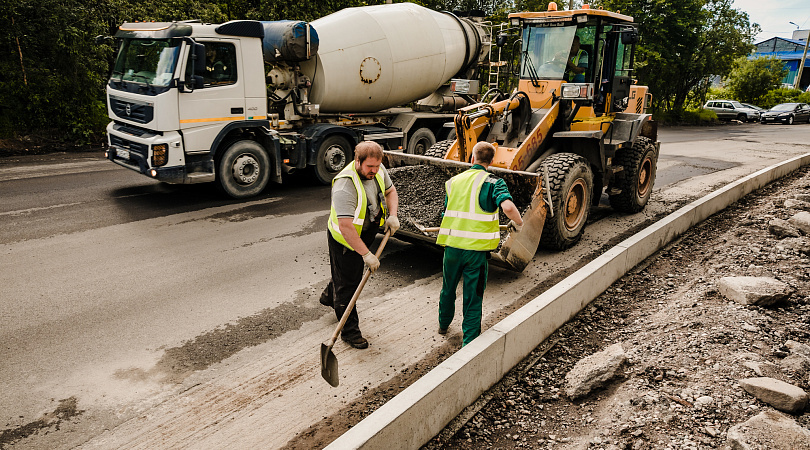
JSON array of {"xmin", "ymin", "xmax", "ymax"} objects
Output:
[
  {"xmin": 321, "ymin": 229, "xmax": 392, "ymax": 387},
  {"xmin": 414, "ymin": 222, "xmax": 509, "ymax": 236}
]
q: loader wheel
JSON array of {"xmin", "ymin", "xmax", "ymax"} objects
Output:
[
  {"xmin": 217, "ymin": 140, "xmax": 270, "ymax": 199},
  {"xmin": 425, "ymin": 139, "xmax": 453, "ymax": 159},
  {"xmin": 313, "ymin": 135, "xmax": 352, "ymax": 185},
  {"xmin": 609, "ymin": 136, "xmax": 657, "ymax": 213},
  {"xmin": 407, "ymin": 128, "xmax": 436, "ymax": 156},
  {"xmin": 539, "ymin": 153, "xmax": 594, "ymax": 251}
]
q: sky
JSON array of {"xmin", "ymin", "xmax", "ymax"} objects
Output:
[{"xmin": 732, "ymin": 0, "xmax": 810, "ymax": 43}]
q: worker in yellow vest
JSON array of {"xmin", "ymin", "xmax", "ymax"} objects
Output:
[
  {"xmin": 320, "ymin": 141, "xmax": 399, "ymax": 349},
  {"xmin": 436, "ymin": 142, "xmax": 523, "ymax": 346},
  {"xmin": 566, "ymin": 36, "xmax": 588, "ymax": 83}
]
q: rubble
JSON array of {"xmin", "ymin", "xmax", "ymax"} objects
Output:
[
  {"xmin": 717, "ymin": 276, "xmax": 794, "ymax": 306},
  {"xmin": 738, "ymin": 377, "xmax": 808, "ymax": 414},
  {"xmin": 429, "ymin": 166, "xmax": 810, "ymax": 449},
  {"xmin": 563, "ymin": 342, "xmax": 627, "ymax": 400}
]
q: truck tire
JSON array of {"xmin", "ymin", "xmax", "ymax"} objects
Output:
[
  {"xmin": 539, "ymin": 153, "xmax": 594, "ymax": 250},
  {"xmin": 407, "ymin": 128, "xmax": 436, "ymax": 156},
  {"xmin": 314, "ymin": 135, "xmax": 352, "ymax": 185},
  {"xmin": 609, "ymin": 136, "xmax": 657, "ymax": 213},
  {"xmin": 425, "ymin": 139, "xmax": 453, "ymax": 159},
  {"xmin": 217, "ymin": 140, "xmax": 270, "ymax": 199}
]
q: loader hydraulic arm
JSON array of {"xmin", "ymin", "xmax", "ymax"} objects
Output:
[{"xmin": 452, "ymin": 95, "xmax": 526, "ymax": 163}]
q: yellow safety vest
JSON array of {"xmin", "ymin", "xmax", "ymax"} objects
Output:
[
  {"xmin": 436, "ymin": 168, "xmax": 500, "ymax": 251},
  {"xmin": 568, "ymin": 49, "xmax": 584, "ymax": 82},
  {"xmin": 327, "ymin": 162, "xmax": 387, "ymax": 251}
]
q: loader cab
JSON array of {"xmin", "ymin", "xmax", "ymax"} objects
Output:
[{"xmin": 511, "ymin": 8, "xmax": 637, "ymax": 114}]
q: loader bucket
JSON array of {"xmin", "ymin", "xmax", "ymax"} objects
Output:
[{"xmin": 383, "ymin": 151, "xmax": 547, "ymax": 272}]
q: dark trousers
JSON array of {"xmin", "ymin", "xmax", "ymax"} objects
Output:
[{"xmin": 323, "ymin": 225, "xmax": 379, "ymax": 339}]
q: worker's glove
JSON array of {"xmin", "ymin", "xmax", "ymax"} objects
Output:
[
  {"xmin": 362, "ymin": 251, "xmax": 380, "ymax": 273},
  {"xmin": 508, "ymin": 219, "xmax": 523, "ymax": 233},
  {"xmin": 384, "ymin": 215, "xmax": 400, "ymax": 235}
]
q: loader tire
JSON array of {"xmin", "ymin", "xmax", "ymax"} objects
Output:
[
  {"xmin": 609, "ymin": 136, "xmax": 657, "ymax": 213},
  {"xmin": 539, "ymin": 153, "xmax": 594, "ymax": 251},
  {"xmin": 425, "ymin": 140, "xmax": 453, "ymax": 159}
]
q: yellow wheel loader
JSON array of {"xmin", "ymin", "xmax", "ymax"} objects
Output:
[{"xmin": 386, "ymin": 2, "xmax": 659, "ymax": 271}]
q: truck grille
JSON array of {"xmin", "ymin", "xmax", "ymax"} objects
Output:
[
  {"xmin": 110, "ymin": 135, "xmax": 148, "ymax": 157},
  {"xmin": 110, "ymin": 98, "xmax": 154, "ymax": 124}
]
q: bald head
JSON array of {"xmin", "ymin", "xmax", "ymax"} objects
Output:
[{"xmin": 355, "ymin": 141, "xmax": 383, "ymax": 164}]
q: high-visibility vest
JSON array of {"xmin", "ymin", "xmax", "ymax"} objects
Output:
[
  {"xmin": 568, "ymin": 49, "xmax": 585, "ymax": 81},
  {"xmin": 436, "ymin": 168, "xmax": 500, "ymax": 251},
  {"xmin": 327, "ymin": 162, "xmax": 387, "ymax": 251}
]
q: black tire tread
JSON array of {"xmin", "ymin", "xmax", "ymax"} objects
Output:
[
  {"xmin": 609, "ymin": 136, "xmax": 657, "ymax": 213},
  {"xmin": 538, "ymin": 153, "xmax": 593, "ymax": 250},
  {"xmin": 425, "ymin": 139, "xmax": 453, "ymax": 159}
]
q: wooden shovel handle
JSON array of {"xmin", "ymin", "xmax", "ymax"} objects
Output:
[{"xmin": 327, "ymin": 230, "xmax": 392, "ymax": 345}]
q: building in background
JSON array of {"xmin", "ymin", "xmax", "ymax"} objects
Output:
[{"xmin": 752, "ymin": 29, "xmax": 810, "ymax": 90}]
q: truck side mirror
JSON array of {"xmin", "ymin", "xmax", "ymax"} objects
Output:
[
  {"xmin": 621, "ymin": 29, "xmax": 638, "ymax": 45},
  {"xmin": 496, "ymin": 33, "xmax": 508, "ymax": 48},
  {"xmin": 193, "ymin": 43, "xmax": 207, "ymax": 76}
]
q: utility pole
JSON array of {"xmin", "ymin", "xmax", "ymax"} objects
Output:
[{"xmin": 796, "ymin": 30, "xmax": 809, "ymax": 90}]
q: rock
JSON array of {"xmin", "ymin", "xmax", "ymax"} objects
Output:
[
  {"xmin": 738, "ymin": 377, "xmax": 808, "ymax": 414},
  {"xmin": 784, "ymin": 198, "xmax": 810, "ymax": 212},
  {"xmin": 788, "ymin": 211, "xmax": 810, "ymax": 234},
  {"xmin": 785, "ymin": 340, "xmax": 810, "ymax": 358},
  {"xmin": 768, "ymin": 218, "xmax": 800, "ymax": 238},
  {"xmin": 717, "ymin": 277, "xmax": 793, "ymax": 306},
  {"xmin": 726, "ymin": 409, "xmax": 810, "ymax": 449},
  {"xmin": 742, "ymin": 360, "xmax": 782, "ymax": 378},
  {"xmin": 794, "ymin": 193, "xmax": 810, "ymax": 203},
  {"xmin": 778, "ymin": 354, "xmax": 810, "ymax": 375},
  {"xmin": 564, "ymin": 342, "xmax": 627, "ymax": 400}
]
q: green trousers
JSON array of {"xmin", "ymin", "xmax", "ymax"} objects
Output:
[{"xmin": 438, "ymin": 246, "xmax": 488, "ymax": 346}]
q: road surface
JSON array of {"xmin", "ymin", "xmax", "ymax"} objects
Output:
[{"xmin": 1, "ymin": 123, "xmax": 808, "ymax": 448}]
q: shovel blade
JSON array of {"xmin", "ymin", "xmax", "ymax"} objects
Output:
[{"xmin": 320, "ymin": 343, "xmax": 340, "ymax": 387}]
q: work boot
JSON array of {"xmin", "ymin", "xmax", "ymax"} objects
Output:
[
  {"xmin": 438, "ymin": 326, "xmax": 448, "ymax": 335},
  {"xmin": 319, "ymin": 286, "xmax": 332, "ymax": 307},
  {"xmin": 341, "ymin": 335, "xmax": 369, "ymax": 349}
]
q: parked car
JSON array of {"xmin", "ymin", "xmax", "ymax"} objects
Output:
[
  {"xmin": 741, "ymin": 103, "xmax": 764, "ymax": 112},
  {"xmin": 760, "ymin": 103, "xmax": 810, "ymax": 125},
  {"xmin": 703, "ymin": 100, "xmax": 760, "ymax": 122}
]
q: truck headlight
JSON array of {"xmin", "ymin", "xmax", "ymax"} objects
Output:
[
  {"xmin": 561, "ymin": 83, "xmax": 593, "ymax": 100},
  {"xmin": 152, "ymin": 144, "xmax": 168, "ymax": 167}
]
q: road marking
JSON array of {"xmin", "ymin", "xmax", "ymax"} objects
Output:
[
  {"xmin": 0, "ymin": 160, "xmax": 114, "ymax": 182},
  {"xmin": 0, "ymin": 202, "xmax": 84, "ymax": 216}
]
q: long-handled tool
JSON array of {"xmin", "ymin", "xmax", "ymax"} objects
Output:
[
  {"xmin": 321, "ymin": 229, "xmax": 392, "ymax": 387},
  {"xmin": 414, "ymin": 223, "xmax": 509, "ymax": 236}
]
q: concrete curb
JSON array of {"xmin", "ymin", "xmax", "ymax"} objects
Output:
[{"xmin": 325, "ymin": 153, "xmax": 810, "ymax": 450}]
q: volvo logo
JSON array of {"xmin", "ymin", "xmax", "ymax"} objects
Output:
[{"xmin": 125, "ymin": 104, "xmax": 131, "ymax": 115}]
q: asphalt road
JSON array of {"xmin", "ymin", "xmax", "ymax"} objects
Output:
[{"xmin": 1, "ymin": 122, "xmax": 808, "ymax": 449}]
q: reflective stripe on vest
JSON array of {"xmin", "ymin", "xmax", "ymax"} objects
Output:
[
  {"xmin": 568, "ymin": 49, "xmax": 584, "ymax": 81},
  {"xmin": 436, "ymin": 169, "xmax": 500, "ymax": 251},
  {"xmin": 327, "ymin": 162, "xmax": 387, "ymax": 251}
]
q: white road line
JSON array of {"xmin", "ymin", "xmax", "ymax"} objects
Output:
[{"xmin": 0, "ymin": 202, "xmax": 85, "ymax": 216}]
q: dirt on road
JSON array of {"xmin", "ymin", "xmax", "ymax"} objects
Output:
[{"xmin": 421, "ymin": 167, "xmax": 810, "ymax": 449}]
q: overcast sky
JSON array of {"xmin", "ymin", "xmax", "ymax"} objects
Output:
[{"xmin": 732, "ymin": 0, "xmax": 809, "ymax": 42}]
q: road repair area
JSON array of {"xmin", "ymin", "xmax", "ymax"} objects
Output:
[{"xmin": 1, "ymin": 125, "xmax": 809, "ymax": 449}]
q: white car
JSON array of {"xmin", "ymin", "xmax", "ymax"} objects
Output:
[{"xmin": 703, "ymin": 100, "xmax": 760, "ymax": 122}]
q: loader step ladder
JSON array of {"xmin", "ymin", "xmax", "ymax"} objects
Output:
[{"xmin": 487, "ymin": 22, "xmax": 509, "ymax": 93}]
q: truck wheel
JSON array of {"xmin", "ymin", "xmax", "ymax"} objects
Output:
[
  {"xmin": 425, "ymin": 140, "xmax": 453, "ymax": 159},
  {"xmin": 314, "ymin": 135, "xmax": 352, "ymax": 185},
  {"xmin": 407, "ymin": 128, "xmax": 436, "ymax": 156},
  {"xmin": 539, "ymin": 153, "xmax": 594, "ymax": 250},
  {"xmin": 217, "ymin": 140, "xmax": 270, "ymax": 199},
  {"xmin": 609, "ymin": 136, "xmax": 657, "ymax": 213}
]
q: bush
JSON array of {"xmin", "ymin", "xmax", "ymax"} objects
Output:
[
  {"xmin": 653, "ymin": 108, "xmax": 718, "ymax": 125},
  {"xmin": 759, "ymin": 88, "xmax": 809, "ymax": 109}
]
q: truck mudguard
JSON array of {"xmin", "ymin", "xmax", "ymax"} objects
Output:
[{"xmin": 300, "ymin": 123, "xmax": 360, "ymax": 165}]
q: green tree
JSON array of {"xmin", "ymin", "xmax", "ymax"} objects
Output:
[
  {"xmin": 724, "ymin": 56, "xmax": 786, "ymax": 104},
  {"xmin": 595, "ymin": 0, "xmax": 757, "ymax": 118}
]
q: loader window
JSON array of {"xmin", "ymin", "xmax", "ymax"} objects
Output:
[
  {"xmin": 520, "ymin": 25, "xmax": 577, "ymax": 80},
  {"xmin": 615, "ymin": 40, "xmax": 633, "ymax": 76},
  {"xmin": 185, "ymin": 42, "xmax": 237, "ymax": 87}
]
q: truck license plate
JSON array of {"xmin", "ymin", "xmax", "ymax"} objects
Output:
[{"xmin": 116, "ymin": 148, "xmax": 130, "ymax": 160}]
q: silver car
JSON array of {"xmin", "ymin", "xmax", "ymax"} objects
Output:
[{"xmin": 703, "ymin": 100, "xmax": 760, "ymax": 122}]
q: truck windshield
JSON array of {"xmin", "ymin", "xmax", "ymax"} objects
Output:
[
  {"xmin": 521, "ymin": 25, "xmax": 576, "ymax": 80},
  {"xmin": 111, "ymin": 38, "xmax": 180, "ymax": 88}
]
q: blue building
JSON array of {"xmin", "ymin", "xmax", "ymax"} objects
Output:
[{"xmin": 752, "ymin": 30, "xmax": 810, "ymax": 90}]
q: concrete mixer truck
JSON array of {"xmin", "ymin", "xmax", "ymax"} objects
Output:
[{"xmin": 103, "ymin": 3, "xmax": 490, "ymax": 198}]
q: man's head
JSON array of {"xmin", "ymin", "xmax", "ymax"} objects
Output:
[
  {"xmin": 354, "ymin": 141, "xmax": 384, "ymax": 180},
  {"xmin": 472, "ymin": 142, "xmax": 495, "ymax": 167}
]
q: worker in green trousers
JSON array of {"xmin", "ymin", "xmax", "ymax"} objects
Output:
[{"xmin": 436, "ymin": 142, "xmax": 524, "ymax": 346}]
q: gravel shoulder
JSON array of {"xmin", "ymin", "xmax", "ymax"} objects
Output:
[{"xmin": 426, "ymin": 165, "xmax": 810, "ymax": 449}]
